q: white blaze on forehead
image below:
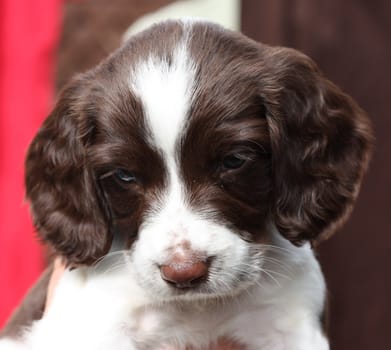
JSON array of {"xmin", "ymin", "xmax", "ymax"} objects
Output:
[
  {"xmin": 130, "ymin": 31, "xmax": 197, "ymax": 236},
  {"xmin": 130, "ymin": 38, "xmax": 196, "ymax": 158}
]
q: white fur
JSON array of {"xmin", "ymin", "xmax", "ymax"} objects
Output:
[
  {"xmin": 0, "ymin": 234, "xmax": 328, "ymax": 350},
  {"xmin": 0, "ymin": 339, "xmax": 27, "ymax": 350},
  {"xmin": 131, "ymin": 35, "xmax": 195, "ymax": 158}
]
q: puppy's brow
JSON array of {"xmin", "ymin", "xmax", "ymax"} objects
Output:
[{"xmin": 131, "ymin": 41, "xmax": 196, "ymax": 160}]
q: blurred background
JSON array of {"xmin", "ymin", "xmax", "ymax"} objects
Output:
[{"xmin": 0, "ymin": 0, "xmax": 390, "ymax": 349}]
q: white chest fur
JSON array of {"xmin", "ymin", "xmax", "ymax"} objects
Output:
[{"xmin": 1, "ymin": 243, "xmax": 329, "ymax": 350}]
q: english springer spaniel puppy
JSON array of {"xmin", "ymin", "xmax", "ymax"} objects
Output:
[{"xmin": 0, "ymin": 20, "xmax": 372, "ymax": 350}]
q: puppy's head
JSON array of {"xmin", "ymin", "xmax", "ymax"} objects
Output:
[{"xmin": 25, "ymin": 21, "xmax": 372, "ymax": 299}]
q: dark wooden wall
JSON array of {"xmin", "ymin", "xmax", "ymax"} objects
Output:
[
  {"xmin": 56, "ymin": 0, "xmax": 173, "ymax": 90},
  {"xmin": 242, "ymin": 1, "xmax": 391, "ymax": 349}
]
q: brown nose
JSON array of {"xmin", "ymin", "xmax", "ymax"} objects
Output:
[{"xmin": 160, "ymin": 257, "xmax": 209, "ymax": 289}]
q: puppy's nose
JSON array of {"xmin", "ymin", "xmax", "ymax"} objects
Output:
[{"xmin": 160, "ymin": 257, "xmax": 209, "ymax": 289}]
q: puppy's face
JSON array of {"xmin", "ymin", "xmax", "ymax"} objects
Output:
[{"xmin": 25, "ymin": 21, "xmax": 372, "ymax": 300}]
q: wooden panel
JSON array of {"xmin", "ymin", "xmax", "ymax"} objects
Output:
[
  {"xmin": 56, "ymin": 0, "xmax": 173, "ymax": 89},
  {"xmin": 242, "ymin": 1, "xmax": 391, "ymax": 349}
]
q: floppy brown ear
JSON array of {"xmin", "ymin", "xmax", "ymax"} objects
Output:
[
  {"xmin": 25, "ymin": 78, "xmax": 111, "ymax": 264},
  {"xmin": 262, "ymin": 47, "xmax": 373, "ymax": 245}
]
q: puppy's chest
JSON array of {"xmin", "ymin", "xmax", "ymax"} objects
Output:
[
  {"xmin": 125, "ymin": 302, "xmax": 283, "ymax": 350},
  {"xmin": 128, "ymin": 305, "xmax": 227, "ymax": 346}
]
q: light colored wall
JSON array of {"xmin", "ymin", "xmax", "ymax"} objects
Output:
[{"xmin": 124, "ymin": 0, "xmax": 241, "ymax": 40}]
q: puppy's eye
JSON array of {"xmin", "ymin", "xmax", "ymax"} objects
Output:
[
  {"xmin": 114, "ymin": 169, "xmax": 136, "ymax": 183},
  {"xmin": 222, "ymin": 154, "xmax": 246, "ymax": 170}
]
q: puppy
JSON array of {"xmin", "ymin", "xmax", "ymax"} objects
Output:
[{"xmin": 0, "ymin": 20, "xmax": 372, "ymax": 350}]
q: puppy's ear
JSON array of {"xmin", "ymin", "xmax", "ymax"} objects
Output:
[
  {"xmin": 25, "ymin": 78, "xmax": 111, "ymax": 264},
  {"xmin": 262, "ymin": 47, "xmax": 373, "ymax": 245}
]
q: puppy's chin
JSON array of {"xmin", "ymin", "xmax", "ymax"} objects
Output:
[
  {"xmin": 161, "ymin": 279, "xmax": 259, "ymax": 302},
  {"xmin": 140, "ymin": 278, "xmax": 258, "ymax": 304}
]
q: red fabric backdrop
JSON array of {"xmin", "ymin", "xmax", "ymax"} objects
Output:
[{"xmin": 0, "ymin": 0, "xmax": 62, "ymax": 327}]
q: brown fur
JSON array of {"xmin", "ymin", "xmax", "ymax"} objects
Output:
[{"xmin": 0, "ymin": 267, "xmax": 52, "ymax": 339}]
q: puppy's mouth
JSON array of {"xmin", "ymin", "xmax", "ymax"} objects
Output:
[
  {"xmin": 157, "ymin": 256, "xmax": 263, "ymax": 301},
  {"xmin": 160, "ymin": 280, "xmax": 223, "ymax": 301},
  {"xmin": 160, "ymin": 274, "xmax": 258, "ymax": 302}
]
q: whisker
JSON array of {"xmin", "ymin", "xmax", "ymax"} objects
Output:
[
  {"xmin": 259, "ymin": 244, "xmax": 295, "ymax": 254},
  {"xmin": 261, "ymin": 257, "xmax": 292, "ymax": 273},
  {"xmin": 259, "ymin": 268, "xmax": 281, "ymax": 287},
  {"xmin": 92, "ymin": 251, "xmax": 129, "ymax": 275},
  {"xmin": 99, "ymin": 264, "xmax": 128, "ymax": 276},
  {"xmin": 261, "ymin": 268, "xmax": 291, "ymax": 280},
  {"xmin": 93, "ymin": 250, "xmax": 127, "ymax": 266}
]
